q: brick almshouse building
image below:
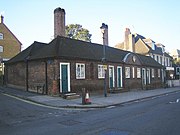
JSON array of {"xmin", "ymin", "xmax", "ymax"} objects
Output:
[
  {"xmin": 5, "ymin": 36, "xmax": 164, "ymax": 95},
  {"xmin": 4, "ymin": 7, "xmax": 164, "ymax": 96}
]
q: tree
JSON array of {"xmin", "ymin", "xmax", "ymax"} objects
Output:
[
  {"xmin": 65, "ymin": 24, "xmax": 92, "ymax": 42},
  {"xmin": 174, "ymin": 58, "xmax": 180, "ymax": 65}
]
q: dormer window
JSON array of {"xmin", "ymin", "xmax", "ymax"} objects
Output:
[
  {"xmin": 0, "ymin": 33, "xmax": 3, "ymax": 40},
  {"xmin": 152, "ymin": 43, "xmax": 156, "ymax": 50}
]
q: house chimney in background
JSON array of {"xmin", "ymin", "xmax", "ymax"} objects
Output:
[
  {"xmin": 128, "ymin": 34, "xmax": 135, "ymax": 52},
  {"xmin": 54, "ymin": 7, "xmax": 65, "ymax": 38},
  {"xmin": 0, "ymin": 15, "xmax": 4, "ymax": 23},
  {"xmin": 124, "ymin": 28, "xmax": 135, "ymax": 52},
  {"xmin": 100, "ymin": 23, "xmax": 109, "ymax": 46},
  {"xmin": 124, "ymin": 28, "xmax": 131, "ymax": 50}
]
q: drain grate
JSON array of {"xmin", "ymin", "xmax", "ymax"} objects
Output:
[
  {"xmin": 58, "ymin": 120, "xmax": 81, "ymax": 126},
  {"xmin": 99, "ymin": 129, "xmax": 129, "ymax": 135}
]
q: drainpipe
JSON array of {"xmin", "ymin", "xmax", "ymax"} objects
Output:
[
  {"xmin": 141, "ymin": 67, "xmax": 143, "ymax": 90},
  {"xmin": 25, "ymin": 59, "xmax": 29, "ymax": 91},
  {"xmin": 45, "ymin": 61, "xmax": 48, "ymax": 94}
]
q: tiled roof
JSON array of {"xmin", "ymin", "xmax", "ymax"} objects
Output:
[
  {"xmin": 29, "ymin": 36, "xmax": 128, "ymax": 63},
  {"xmin": 7, "ymin": 41, "xmax": 47, "ymax": 63},
  {"xmin": 7, "ymin": 36, "xmax": 162, "ymax": 68},
  {"xmin": 136, "ymin": 53, "xmax": 162, "ymax": 67}
]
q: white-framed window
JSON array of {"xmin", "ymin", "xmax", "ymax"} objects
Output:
[
  {"xmin": 154, "ymin": 54, "xmax": 157, "ymax": 61},
  {"xmin": 147, "ymin": 68, "xmax": 150, "ymax": 84},
  {"xmin": 167, "ymin": 58, "xmax": 170, "ymax": 66},
  {"xmin": 0, "ymin": 33, "xmax": 3, "ymax": 40},
  {"xmin": 117, "ymin": 66, "xmax": 123, "ymax": 88},
  {"xmin": 158, "ymin": 56, "xmax": 161, "ymax": 64},
  {"xmin": 132, "ymin": 67, "xmax": 135, "ymax": 78},
  {"xmin": 158, "ymin": 69, "xmax": 161, "ymax": 78},
  {"xmin": 109, "ymin": 65, "xmax": 115, "ymax": 88},
  {"xmin": 166, "ymin": 58, "xmax": 168, "ymax": 66},
  {"xmin": 162, "ymin": 57, "xmax": 165, "ymax": 66},
  {"xmin": 156, "ymin": 55, "xmax": 159, "ymax": 62},
  {"xmin": 98, "ymin": 65, "xmax": 105, "ymax": 79},
  {"xmin": 125, "ymin": 67, "xmax": 130, "ymax": 78},
  {"xmin": 151, "ymin": 68, "xmax": 155, "ymax": 78},
  {"xmin": 160, "ymin": 56, "xmax": 162, "ymax": 65},
  {"xmin": 76, "ymin": 63, "xmax": 85, "ymax": 79},
  {"xmin": 0, "ymin": 46, "xmax": 3, "ymax": 52},
  {"xmin": 137, "ymin": 68, "xmax": 141, "ymax": 78},
  {"xmin": 142, "ymin": 68, "xmax": 146, "ymax": 85}
]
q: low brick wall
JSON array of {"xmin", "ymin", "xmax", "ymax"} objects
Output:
[{"xmin": 167, "ymin": 80, "xmax": 180, "ymax": 87}]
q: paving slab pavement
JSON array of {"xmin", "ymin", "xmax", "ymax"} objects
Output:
[{"xmin": 0, "ymin": 86, "xmax": 180, "ymax": 109}]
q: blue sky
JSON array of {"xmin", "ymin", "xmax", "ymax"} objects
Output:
[{"xmin": 1, "ymin": 0, "xmax": 180, "ymax": 51}]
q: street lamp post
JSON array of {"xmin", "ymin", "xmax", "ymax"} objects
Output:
[
  {"xmin": 100, "ymin": 24, "xmax": 107, "ymax": 97},
  {"xmin": 102, "ymin": 34, "xmax": 107, "ymax": 97},
  {"xmin": 179, "ymin": 65, "xmax": 180, "ymax": 86},
  {"xmin": 162, "ymin": 45, "xmax": 166, "ymax": 88}
]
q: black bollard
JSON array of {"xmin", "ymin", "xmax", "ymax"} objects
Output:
[{"xmin": 82, "ymin": 88, "xmax": 86, "ymax": 105}]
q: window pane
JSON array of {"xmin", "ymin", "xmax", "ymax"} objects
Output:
[
  {"xmin": 0, "ymin": 46, "xmax": 3, "ymax": 52},
  {"xmin": 137, "ymin": 68, "xmax": 141, "ymax": 78},
  {"xmin": 125, "ymin": 67, "xmax": 130, "ymax": 78},
  {"xmin": 76, "ymin": 63, "xmax": 85, "ymax": 79},
  {"xmin": 98, "ymin": 65, "xmax": 105, "ymax": 78},
  {"xmin": 0, "ymin": 33, "xmax": 3, "ymax": 40}
]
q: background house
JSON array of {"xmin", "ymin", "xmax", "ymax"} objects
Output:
[
  {"xmin": 170, "ymin": 49, "xmax": 180, "ymax": 79},
  {"xmin": 170, "ymin": 49, "xmax": 180, "ymax": 61},
  {"xmin": 115, "ymin": 28, "xmax": 173, "ymax": 80},
  {"xmin": 0, "ymin": 15, "xmax": 22, "ymax": 85}
]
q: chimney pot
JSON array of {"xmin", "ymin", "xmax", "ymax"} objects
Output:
[{"xmin": 0, "ymin": 15, "xmax": 4, "ymax": 23}]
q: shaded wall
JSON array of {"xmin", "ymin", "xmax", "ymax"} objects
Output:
[{"xmin": 6, "ymin": 62, "xmax": 26, "ymax": 89}]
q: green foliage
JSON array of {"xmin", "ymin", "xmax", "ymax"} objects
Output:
[{"xmin": 65, "ymin": 24, "xmax": 92, "ymax": 42}]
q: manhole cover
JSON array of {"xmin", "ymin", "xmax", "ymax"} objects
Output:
[
  {"xmin": 58, "ymin": 120, "xmax": 81, "ymax": 126},
  {"xmin": 100, "ymin": 129, "xmax": 129, "ymax": 135}
]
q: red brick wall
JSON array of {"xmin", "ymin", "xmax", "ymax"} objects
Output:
[
  {"xmin": 6, "ymin": 62, "xmax": 26, "ymax": 89},
  {"xmin": 5, "ymin": 58, "xmax": 163, "ymax": 95}
]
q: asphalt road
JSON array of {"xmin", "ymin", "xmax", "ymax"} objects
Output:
[{"xmin": 0, "ymin": 91, "xmax": 180, "ymax": 135}]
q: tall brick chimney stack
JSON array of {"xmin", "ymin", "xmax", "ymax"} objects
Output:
[
  {"xmin": 124, "ymin": 28, "xmax": 131, "ymax": 50},
  {"xmin": 100, "ymin": 23, "xmax": 109, "ymax": 46},
  {"xmin": 54, "ymin": 7, "xmax": 65, "ymax": 38},
  {"xmin": 0, "ymin": 15, "xmax": 4, "ymax": 24}
]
